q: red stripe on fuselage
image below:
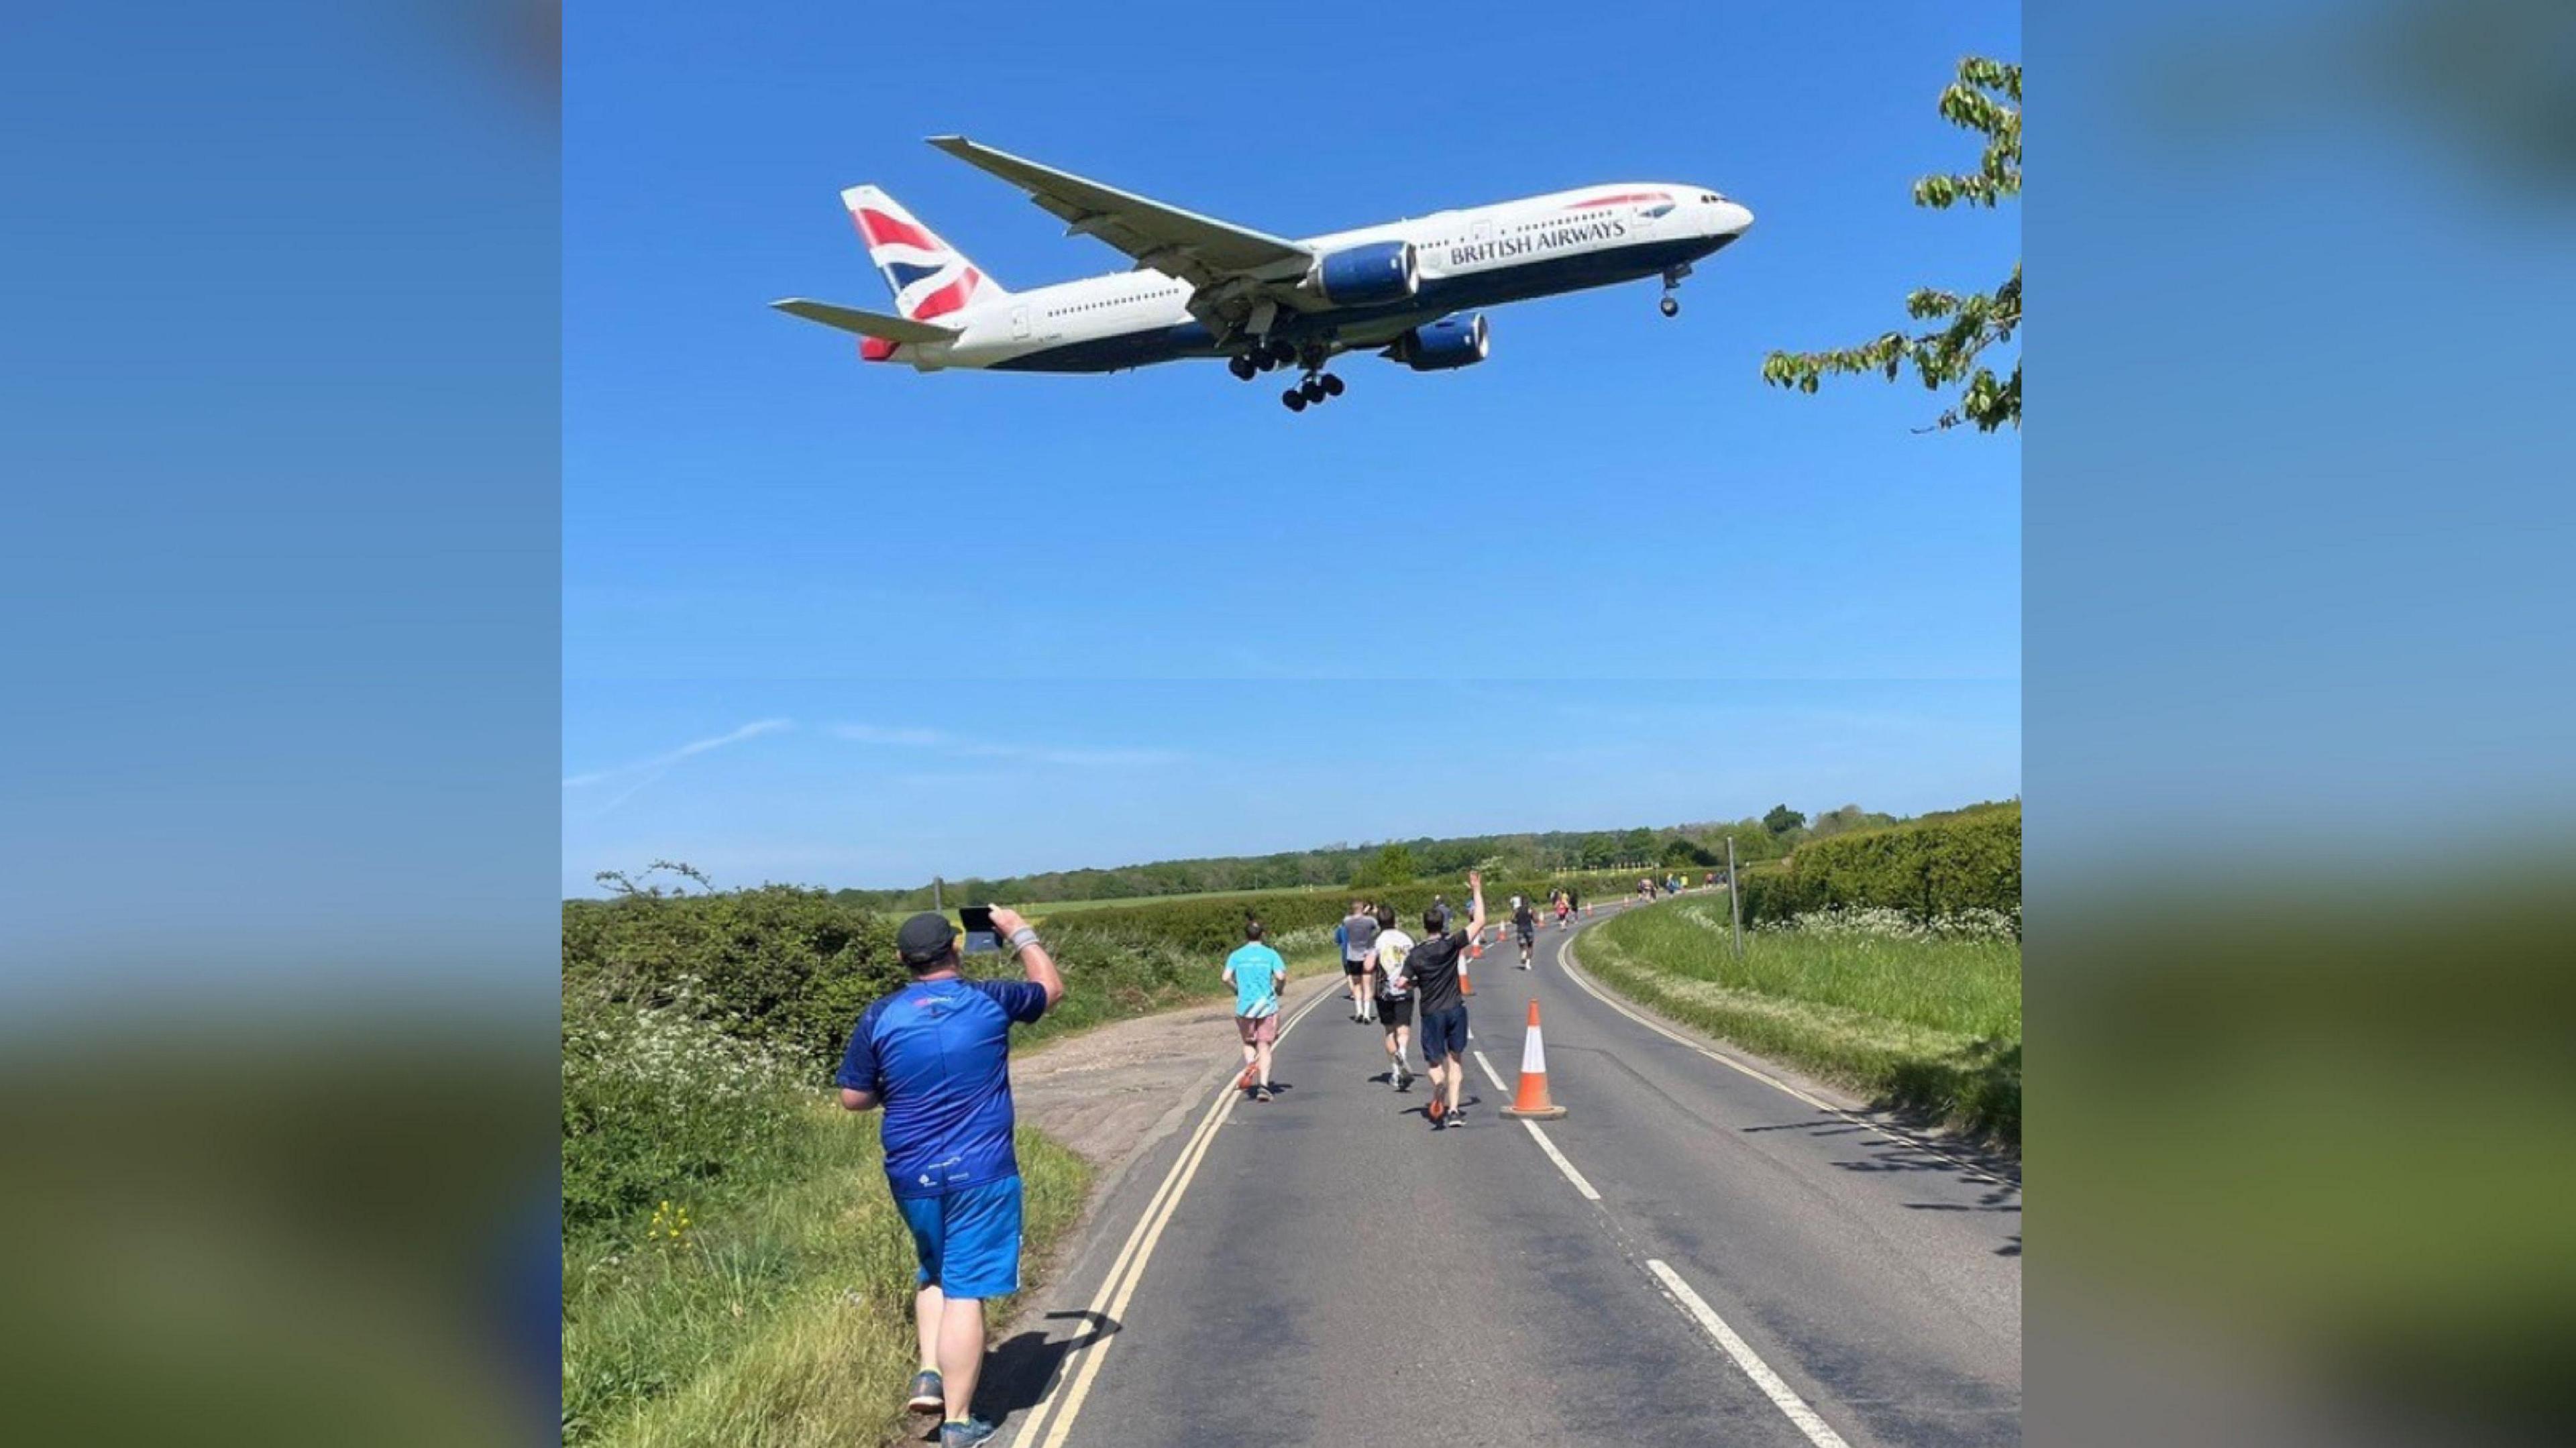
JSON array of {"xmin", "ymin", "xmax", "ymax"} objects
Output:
[
  {"xmin": 908, "ymin": 266, "xmax": 979, "ymax": 321},
  {"xmin": 855, "ymin": 208, "xmax": 939, "ymax": 252},
  {"xmin": 1567, "ymin": 190, "xmax": 1671, "ymax": 209}
]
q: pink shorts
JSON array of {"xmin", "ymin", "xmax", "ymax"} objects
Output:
[{"xmin": 1235, "ymin": 1013, "xmax": 1278, "ymax": 1044}]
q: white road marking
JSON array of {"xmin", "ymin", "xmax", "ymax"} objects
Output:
[
  {"xmin": 1519, "ymin": 1119, "xmax": 1601, "ymax": 1201},
  {"xmin": 1012, "ymin": 986, "xmax": 1335, "ymax": 1448},
  {"xmin": 1647, "ymin": 1260, "xmax": 1851, "ymax": 1448},
  {"xmin": 1470, "ymin": 1048, "xmax": 1509, "ymax": 1093}
]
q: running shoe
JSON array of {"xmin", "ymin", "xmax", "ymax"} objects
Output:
[
  {"xmin": 1426, "ymin": 1096, "xmax": 1445, "ymax": 1123},
  {"xmin": 938, "ymin": 1418, "xmax": 1000, "ymax": 1448},
  {"xmin": 1254, "ymin": 1086, "xmax": 1273, "ymax": 1103},
  {"xmin": 906, "ymin": 1370, "xmax": 943, "ymax": 1415}
]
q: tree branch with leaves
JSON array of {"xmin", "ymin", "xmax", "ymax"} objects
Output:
[{"xmin": 1762, "ymin": 56, "xmax": 2021, "ymax": 433}]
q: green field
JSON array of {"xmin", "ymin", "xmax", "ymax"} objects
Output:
[
  {"xmin": 1582, "ymin": 899, "xmax": 2021, "ymax": 1142},
  {"xmin": 1020, "ymin": 869, "xmax": 1680, "ymax": 922}
]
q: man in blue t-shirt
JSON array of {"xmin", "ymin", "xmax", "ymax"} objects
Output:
[{"xmin": 838, "ymin": 907, "xmax": 1063, "ymax": 1448}]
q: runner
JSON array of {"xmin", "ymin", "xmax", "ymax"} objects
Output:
[
  {"xmin": 1401, "ymin": 871, "xmax": 1485, "ymax": 1130},
  {"xmin": 1364, "ymin": 903, "xmax": 1415, "ymax": 1092},
  {"xmin": 1339, "ymin": 899, "xmax": 1379, "ymax": 1023},
  {"xmin": 1428, "ymin": 893, "xmax": 1453, "ymax": 935},
  {"xmin": 1223, "ymin": 919, "xmax": 1288, "ymax": 1103},
  {"xmin": 1513, "ymin": 893, "xmax": 1538, "ymax": 969},
  {"xmin": 836, "ymin": 908, "xmax": 1063, "ymax": 1448},
  {"xmin": 1554, "ymin": 889, "xmax": 1570, "ymax": 931}
]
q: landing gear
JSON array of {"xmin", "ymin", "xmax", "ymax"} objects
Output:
[
  {"xmin": 1278, "ymin": 370, "xmax": 1344, "ymax": 411},
  {"xmin": 1660, "ymin": 295, "xmax": 1680, "ymax": 318},
  {"xmin": 1659, "ymin": 262, "xmax": 1693, "ymax": 318},
  {"xmin": 1278, "ymin": 371, "xmax": 1344, "ymax": 412},
  {"xmin": 1228, "ymin": 353, "xmax": 1258, "ymax": 381}
]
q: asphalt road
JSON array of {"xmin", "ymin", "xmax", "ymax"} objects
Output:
[{"xmin": 977, "ymin": 896, "xmax": 2021, "ymax": 1448}]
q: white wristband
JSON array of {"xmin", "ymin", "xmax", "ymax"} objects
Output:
[{"xmin": 1008, "ymin": 926, "xmax": 1041, "ymax": 952}]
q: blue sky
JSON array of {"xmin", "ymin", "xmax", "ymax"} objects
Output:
[{"xmin": 565, "ymin": 1, "xmax": 2021, "ymax": 895}]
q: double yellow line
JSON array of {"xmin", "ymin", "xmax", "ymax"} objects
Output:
[{"xmin": 1010, "ymin": 984, "xmax": 1336, "ymax": 1448}]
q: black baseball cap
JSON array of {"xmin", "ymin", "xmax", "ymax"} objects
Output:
[{"xmin": 896, "ymin": 911, "xmax": 958, "ymax": 966}]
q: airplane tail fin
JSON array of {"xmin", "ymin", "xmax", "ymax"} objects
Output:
[{"xmin": 841, "ymin": 184, "xmax": 1006, "ymax": 327}]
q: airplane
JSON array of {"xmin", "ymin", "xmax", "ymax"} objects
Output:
[{"xmin": 772, "ymin": 136, "xmax": 1754, "ymax": 412}]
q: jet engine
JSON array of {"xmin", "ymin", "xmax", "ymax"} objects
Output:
[
  {"xmin": 1307, "ymin": 240, "xmax": 1419, "ymax": 307},
  {"xmin": 1386, "ymin": 313, "xmax": 1490, "ymax": 372}
]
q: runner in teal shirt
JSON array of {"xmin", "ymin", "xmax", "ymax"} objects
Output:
[{"xmin": 1222, "ymin": 923, "xmax": 1289, "ymax": 1101}]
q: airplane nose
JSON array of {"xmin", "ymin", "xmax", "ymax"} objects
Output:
[{"xmin": 1718, "ymin": 200, "xmax": 1754, "ymax": 235}]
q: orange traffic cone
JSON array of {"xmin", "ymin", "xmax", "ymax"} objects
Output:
[
  {"xmin": 1459, "ymin": 958, "xmax": 1475, "ymax": 996},
  {"xmin": 1500, "ymin": 999, "xmax": 1567, "ymax": 1119}
]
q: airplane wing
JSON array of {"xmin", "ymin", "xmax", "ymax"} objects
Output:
[
  {"xmin": 926, "ymin": 135, "xmax": 1313, "ymax": 303},
  {"xmin": 769, "ymin": 298, "xmax": 957, "ymax": 342}
]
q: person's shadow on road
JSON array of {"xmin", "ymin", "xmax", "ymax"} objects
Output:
[{"xmin": 971, "ymin": 1308, "xmax": 1117, "ymax": 1428}]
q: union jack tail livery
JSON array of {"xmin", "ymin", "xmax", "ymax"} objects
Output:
[{"xmin": 843, "ymin": 184, "xmax": 1003, "ymax": 333}]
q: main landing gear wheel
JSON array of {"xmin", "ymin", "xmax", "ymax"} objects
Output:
[
  {"xmin": 1320, "ymin": 372, "xmax": 1345, "ymax": 396},
  {"xmin": 1228, "ymin": 353, "xmax": 1258, "ymax": 381},
  {"xmin": 1659, "ymin": 295, "xmax": 1680, "ymax": 318},
  {"xmin": 1300, "ymin": 376, "xmax": 1327, "ymax": 404},
  {"xmin": 1281, "ymin": 387, "xmax": 1308, "ymax": 412}
]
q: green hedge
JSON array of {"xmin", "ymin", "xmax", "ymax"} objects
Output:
[
  {"xmin": 563, "ymin": 887, "xmax": 902, "ymax": 1067},
  {"xmin": 1037, "ymin": 877, "xmax": 1595, "ymax": 956},
  {"xmin": 1739, "ymin": 802, "xmax": 2021, "ymax": 925}
]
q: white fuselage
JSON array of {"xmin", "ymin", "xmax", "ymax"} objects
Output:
[{"xmin": 888, "ymin": 183, "xmax": 1752, "ymax": 374}]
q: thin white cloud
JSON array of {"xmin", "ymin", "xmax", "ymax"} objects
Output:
[
  {"xmin": 830, "ymin": 721, "xmax": 1176, "ymax": 771},
  {"xmin": 564, "ymin": 719, "xmax": 794, "ymax": 813}
]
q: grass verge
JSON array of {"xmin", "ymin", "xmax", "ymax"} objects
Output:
[
  {"xmin": 564, "ymin": 1113, "xmax": 1088, "ymax": 1448},
  {"xmin": 1581, "ymin": 899, "xmax": 2021, "ymax": 1144}
]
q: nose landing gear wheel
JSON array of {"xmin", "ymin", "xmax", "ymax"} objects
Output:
[
  {"xmin": 1281, "ymin": 387, "xmax": 1308, "ymax": 412},
  {"xmin": 1660, "ymin": 295, "xmax": 1680, "ymax": 318}
]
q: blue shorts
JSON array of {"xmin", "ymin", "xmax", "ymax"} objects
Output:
[
  {"xmin": 1419, "ymin": 1005, "xmax": 1469, "ymax": 1063},
  {"xmin": 895, "ymin": 1176, "xmax": 1024, "ymax": 1300}
]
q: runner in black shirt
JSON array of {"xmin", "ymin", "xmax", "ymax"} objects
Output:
[
  {"xmin": 1513, "ymin": 896, "xmax": 1538, "ymax": 969},
  {"xmin": 1395, "ymin": 871, "xmax": 1485, "ymax": 1129}
]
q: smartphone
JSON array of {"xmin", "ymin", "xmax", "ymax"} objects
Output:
[{"xmin": 958, "ymin": 905, "xmax": 1000, "ymax": 954}]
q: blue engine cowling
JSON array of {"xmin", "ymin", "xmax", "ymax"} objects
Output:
[
  {"xmin": 1312, "ymin": 240, "xmax": 1419, "ymax": 307},
  {"xmin": 1388, "ymin": 313, "xmax": 1490, "ymax": 372}
]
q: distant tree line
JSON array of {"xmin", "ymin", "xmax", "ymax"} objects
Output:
[{"xmin": 792, "ymin": 800, "xmax": 2020, "ymax": 909}]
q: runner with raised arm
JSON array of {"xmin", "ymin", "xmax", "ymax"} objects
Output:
[{"xmin": 1403, "ymin": 872, "xmax": 1486, "ymax": 1130}]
